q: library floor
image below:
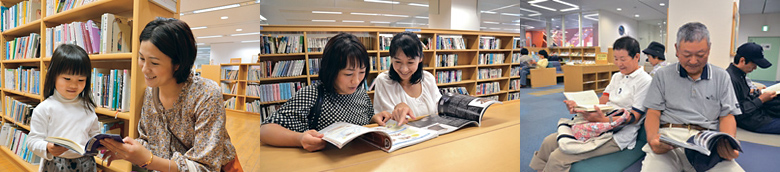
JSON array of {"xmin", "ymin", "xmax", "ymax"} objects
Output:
[
  {"xmin": 0, "ymin": 111, "xmax": 261, "ymax": 172},
  {"xmin": 521, "ymin": 81, "xmax": 780, "ymax": 172}
]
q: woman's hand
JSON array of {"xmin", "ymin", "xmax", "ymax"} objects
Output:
[
  {"xmin": 299, "ymin": 130, "xmax": 326, "ymax": 152},
  {"xmin": 563, "ymin": 100, "xmax": 578, "ymax": 114},
  {"xmin": 100, "ymin": 137, "xmax": 152, "ymax": 166},
  {"xmin": 47, "ymin": 143, "xmax": 68, "ymax": 157},
  {"xmin": 372, "ymin": 111, "xmax": 392, "ymax": 126},
  {"xmin": 391, "ymin": 103, "xmax": 415, "ymax": 125}
]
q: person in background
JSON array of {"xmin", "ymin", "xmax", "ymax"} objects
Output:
[
  {"xmin": 536, "ymin": 50, "xmax": 550, "ymax": 69},
  {"xmin": 727, "ymin": 42, "xmax": 780, "ymax": 134},
  {"xmin": 643, "ymin": 41, "xmax": 668, "ymax": 76},
  {"xmin": 517, "ymin": 48, "xmax": 536, "ymax": 88}
]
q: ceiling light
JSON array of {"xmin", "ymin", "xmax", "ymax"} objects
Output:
[
  {"xmin": 663, "ymin": 21, "xmax": 666, "ymax": 24},
  {"xmin": 553, "ymin": 0, "xmax": 579, "ymax": 12},
  {"xmin": 197, "ymin": 43, "xmax": 205, "ymax": 45},
  {"xmin": 193, "ymin": 4, "xmax": 240, "ymax": 13},
  {"xmin": 383, "ymin": 14, "xmax": 408, "ymax": 17},
  {"xmin": 501, "ymin": 13, "xmax": 522, "ymax": 17},
  {"xmin": 371, "ymin": 21, "xmax": 391, "ymax": 24},
  {"xmin": 342, "ymin": 20, "xmax": 364, "ymax": 23},
  {"xmin": 236, "ymin": 29, "xmax": 242, "ymax": 31},
  {"xmin": 197, "ymin": 35, "xmax": 223, "ymax": 39},
  {"xmin": 480, "ymin": 27, "xmax": 487, "ymax": 29},
  {"xmin": 408, "ymin": 3, "xmax": 428, "ymax": 7},
  {"xmin": 502, "ymin": 23, "xmax": 521, "ymax": 26},
  {"xmin": 483, "ymin": 21, "xmax": 499, "ymax": 24},
  {"xmin": 221, "ymin": 16, "xmax": 229, "ymax": 19},
  {"xmin": 634, "ymin": 14, "xmax": 639, "ymax": 18},
  {"xmin": 530, "ymin": 3, "xmax": 556, "ymax": 11},
  {"xmin": 616, "ymin": 8, "xmax": 622, "ymax": 11},
  {"xmin": 259, "ymin": 15, "xmax": 267, "ymax": 20},
  {"xmin": 364, "ymin": 0, "xmax": 399, "ymax": 4},
  {"xmin": 312, "ymin": 19, "xmax": 335, "ymax": 22},
  {"xmin": 396, "ymin": 22, "xmax": 414, "ymax": 25},
  {"xmin": 230, "ymin": 32, "xmax": 261, "ymax": 36},
  {"xmin": 241, "ymin": 40, "xmax": 261, "ymax": 43},
  {"xmin": 528, "ymin": 0, "xmax": 547, "ymax": 3},
  {"xmin": 480, "ymin": 11, "xmax": 497, "ymax": 14},
  {"xmin": 351, "ymin": 12, "xmax": 379, "ymax": 16},
  {"xmin": 197, "ymin": 47, "xmax": 209, "ymax": 50},
  {"xmin": 312, "ymin": 11, "xmax": 342, "ymax": 14},
  {"xmin": 415, "ymin": 16, "xmax": 428, "ymax": 19},
  {"xmin": 660, "ymin": 3, "xmax": 665, "ymax": 6},
  {"xmin": 191, "ymin": 26, "xmax": 207, "ymax": 30},
  {"xmin": 583, "ymin": 13, "xmax": 598, "ymax": 21},
  {"xmin": 490, "ymin": 28, "xmax": 500, "ymax": 30}
]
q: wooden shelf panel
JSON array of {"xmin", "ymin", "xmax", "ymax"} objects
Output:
[
  {"xmin": 435, "ymin": 49, "xmax": 476, "ymax": 52},
  {"xmin": 2, "ymin": 19, "xmax": 41, "ymax": 37},
  {"xmin": 476, "ymin": 91, "xmax": 507, "ymax": 97},
  {"xmin": 2, "ymin": 114, "xmax": 31, "ymax": 130},
  {"xmin": 477, "ymin": 77, "xmax": 509, "ymax": 82},
  {"xmin": 2, "ymin": 88, "xmax": 43, "ymax": 100},
  {"xmin": 258, "ymin": 53, "xmax": 306, "ymax": 57},
  {"xmin": 437, "ymin": 81, "xmax": 475, "ymax": 87},
  {"xmin": 477, "ymin": 64, "xmax": 510, "ymax": 67},
  {"xmin": 43, "ymin": 53, "xmax": 134, "ymax": 61},
  {"xmin": 435, "ymin": 65, "xmax": 477, "ymax": 70},
  {"xmin": 249, "ymin": 75, "xmax": 308, "ymax": 82},
  {"xmin": 2, "ymin": 58, "xmax": 41, "ymax": 63},
  {"xmin": 0, "ymin": 146, "xmax": 38, "ymax": 172},
  {"xmin": 43, "ymin": 0, "xmax": 134, "ymax": 25},
  {"xmin": 94, "ymin": 107, "xmax": 131, "ymax": 120},
  {"xmin": 95, "ymin": 157, "xmax": 131, "ymax": 172},
  {"xmin": 477, "ymin": 49, "xmax": 512, "ymax": 52}
]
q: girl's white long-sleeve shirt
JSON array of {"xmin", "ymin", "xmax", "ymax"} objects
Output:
[
  {"xmin": 373, "ymin": 71, "xmax": 442, "ymax": 117},
  {"xmin": 27, "ymin": 90, "xmax": 100, "ymax": 161}
]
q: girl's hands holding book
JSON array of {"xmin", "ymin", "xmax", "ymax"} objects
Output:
[
  {"xmin": 47, "ymin": 143, "xmax": 68, "ymax": 156},
  {"xmin": 299, "ymin": 130, "xmax": 326, "ymax": 152}
]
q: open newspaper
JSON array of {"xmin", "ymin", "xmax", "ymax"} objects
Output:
[
  {"xmin": 406, "ymin": 92, "xmax": 502, "ymax": 135},
  {"xmin": 761, "ymin": 82, "xmax": 780, "ymax": 95},
  {"xmin": 563, "ymin": 90, "xmax": 615, "ymax": 112},
  {"xmin": 318, "ymin": 120, "xmax": 438, "ymax": 153},
  {"xmin": 659, "ymin": 130, "xmax": 743, "ymax": 156}
]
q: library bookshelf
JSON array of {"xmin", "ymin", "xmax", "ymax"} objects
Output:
[
  {"xmin": 549, "ymin": 46, "xmax": 600, "ymax": 64},
  {"xmin": 562, "ymin": 64, "xmax": 619, "ymax": 93},
  {"xmin": 203, "ymin": 25, "xmax": 524, "ymax": 121},
  {"xmin": 0, "ymin": 0, "xmax": 179, "ymax": 171}
]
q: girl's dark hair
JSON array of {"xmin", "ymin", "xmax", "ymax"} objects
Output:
[
  {"xmin": 388, "ymin": 32, "xmax": 424, "ymax": 84},
  {"xmin": 318, "ymin": 33, "xmax": 370, "ymax": 93},
  {"xmin": 538, "ymin": 50, "xmax": 549, "ymax": 58},
  {"xmin": 520, "ymin": 48, "xmax": 529, "ymax": 55},
  {"xmin": 44, "ymin": 44, "xmax": 96, "ymax": 111},
  {"xmin": 139, "ymin": 17, "xmax": 196, "ymax": 84}
]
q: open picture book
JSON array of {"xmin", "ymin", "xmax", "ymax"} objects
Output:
[
  {"xmin": 318, "ymin": 120, "xmax": 438, "ymax": 153},
  {"xmin": 659, "ymin": 130, "xmax": 743, "ymax": 156},
  {"xmin": 406, "ymin": 92, "xmax": 502, "ymax": 135},
  {"xmin": 44, "ymin": 134, "xmax": 123, "ymax": 156},
  {"xmin": 563, "ymin": 90, "xmax": 615, "ymax": 112},
  {"xmin": 761, "ymin": 82, "xmax": 780, "ymax": 95}
]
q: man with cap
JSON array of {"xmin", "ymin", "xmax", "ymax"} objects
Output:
[
  {"xmin": 727, "ymin": 42, "xmax": 780, "ymax": 134},
  {"xmin": 643, "ymin": 41, "xmax": 668, "ymax": 76}
]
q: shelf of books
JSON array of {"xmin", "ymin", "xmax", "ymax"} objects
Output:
[
  {"xmin": 549, "ymin": 46, "xmax": 600, "ymax": 65},
  {"xmin": 0, "ymin": 0, "xmax": 180, "ymax": 171}
]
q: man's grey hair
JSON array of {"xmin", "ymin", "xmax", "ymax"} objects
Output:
[{"xmin": 676, "ymin": 22, "xmax": 711, "ymax": 45}]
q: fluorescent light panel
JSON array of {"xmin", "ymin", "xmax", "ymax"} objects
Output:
[
  {"xmin": 530, "ymin": 3, "xmax": 556, "ymax": 11},
  {"xmin": 364, "ymin": 0, "xmax": 399, "ymax": 4},
  {"xmin": 370, "ymin": 21, "xmax": 390, "ymax": 23},
  {"xmin": 501, "ymin": 13, "xmax": 522, "ymax": 17},
  {"xmin": 312, "ymin": 11, "xmax": 342, "ymax": 14},
  {"xmin": 312, "ymin": 19, "xmax": 336, "ymax": 22},
  {"xmin": 342, "ymin": 20, "xmax": 364, "ymax": 23},
  {"xmin": 197, "ymin": 35, "xmax": 223, "ymax": 39},
  {"xmin": 483, "ymin": 21, "xmax": 499, "ymax": 24},
  {"xmin": 383, "ymin": 14, "xmax": 408, "ymax": 17},
  {"xmin": 408, "ymin": 3, "xmax": 428, "ymax": 7},
  {"xmin": 193, "ymin": 4, "xmax": 240, "ymax": 13},
  {"xmin": 191, "ymin": 26, "xmax": 207, "ymax": 30},
  {"xmin": 242, "ymin": 40, "xmax": 261, "ymax": 43},
  {"xmin": 351, "ymin": 12, "xmax": 379, "ymax": 16},
  {"xmin": 415, "ymin": 16, "xmax": 428, "ymax": 19},
  {"xmin": 480, "ymin": 11, "xmax": 497, "ymax": 14},
  {"xmin": 230, "ymin": 32, "xmax": 261, "ymax": 36}
]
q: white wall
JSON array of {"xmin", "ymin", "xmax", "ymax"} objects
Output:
[
  {"xmin": 210, "ymin": 42, "xmax": 261, "ymax": 64},
  {"xmin": 666, "ymin": 0, "xmax": 737, "ymax": 68},
  {"xmin": 737, "ymin": 13, "xmax": 780, "ymax": 80},
  {"xmin": 428, "ymin": 0, "xmax": 479, "ymax": 31},
  {"xmin": 598, "ymin": 10, "xmax": 638, "ymax": 53}
]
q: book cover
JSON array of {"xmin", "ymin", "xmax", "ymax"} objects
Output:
[
  {"xmin": 111, "ymin": 15, "xmax": 131, "ymax": 53},
  {"xmin": 100, "ymin": 13, "xmax": 114, "ymax": 54}
]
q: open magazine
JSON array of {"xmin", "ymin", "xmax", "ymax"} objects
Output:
[
  {"xmin": 406, "ymin": 92, "xmax": 502, "ymax": 135},
  {"xmin": 563, "ymin": 90, "xmax": 615, "ymax": 112},
  {"xmin": 659, "ymin": 130, "xmax": 743, "ymax": 156},
  {"xmin": 318, "ymin": 120, "xmax": 438, "ymax": 153}
]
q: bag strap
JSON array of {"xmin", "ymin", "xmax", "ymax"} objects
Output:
[{"xmin": 307, "ymin": 84, "xmax": 325, "ymax": 130}]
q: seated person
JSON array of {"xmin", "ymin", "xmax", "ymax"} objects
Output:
[
  {"xmin": 373, "ymin": 32, "xmax": 442, "ymax": 125},
  {"xmin": 529, "ymin": 36, "xmax": 651, "ymax": 172},
  {"xmin": 259, "ymin": 33, "xmax": 394, "ymax": 152},
  {"xmin": 642, "ymin": 22, "xmax": 743, "ymax": 172},
  {"xmin": 643, "ymin": 41, "xmax": 668, "ymax": 76},
  {"xmin": 536, "ymin": 50, "xmax": 550, "ymax": 69},
  {"xmin": 517, "ymin": 48, "xmax": 536, "ymax": 87},
  {"xmin": 727, "ymin": 42, "xmax": 780, "ymax": 134}
]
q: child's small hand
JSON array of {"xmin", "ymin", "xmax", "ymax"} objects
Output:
[
  {"xmin": 47, "ymin": 143, "xmax": 68, "ymax": 156},
  {"xmin": 299, "ymin": 130, "xmax": 326, "ymax": 152}
]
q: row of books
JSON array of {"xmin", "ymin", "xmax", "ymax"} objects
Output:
[
  {"xmin": 308, "ymin": 58, "xmax": 321, "ymax": 75},
  {"xmin": 46, "ymin": 0, "xmax": 98, "ymax": 16},
  {"xmin": 368, "ymin": 56, "xmax": 377, "ymax": 71},
  {"xmin": 5, "ymin": 67, "xmax": 40, "ymax": 95},
  {"xmin": 421, "ymin": 37, "xmax": 433, "ymax": 50},
  {"xmin": 478, "ymin": 68, "xmax": 502, "ymax": 80},
  {"xmin": 260, "ymin": 35, "xmax": 304, "ymax": 54},
  {"xmin": 508, "ymin": 92, "xmax": 520, "ymax": 101},
  {"xmin": 436, "ymin": 54, "xmax": 459, "ymax": 67},
  {"xmin": 378, "ymin": 56, "xmax": 391, "ymax": 70},
  {"xmin": 221, "ymin": 82, "xmax": 237, "ymax": 94},
  {"xmin": 248, "ymin": 61, "xmax": 272, "ymax": 80},
  {"xmin": 0, "ymin": 123, "xmax": 41, "ymax": 165},
  {"xmin": 246, "ymin": 82, "xmax": 305, "ymax": 103},
  {"xmin": 512, "ymin": 53, "xmax": 523, "ymax": 63},
  {"xmin": 246, "ymin": 101, "xmax": 280, "ymax": 122},
  {"xmin": 478, "ymin": 37, "xmax": 501, "ymax": 49},
  {"xmin": 0, "ymin": 0, "xmax": 41, "ymax": 32},
  {"xmin": 221, "ymin": 69, "xmax": 238, "ymax": 80},
  {"xmin": 437, "ymin": 35, "xmax": 466, "ymax": 50},
  {"xmin": 307, "ymin": 37, "xmax": 329, "ymax": 52},
  {"xmin": 97, "ymin": 116, "xmax": 124, "ymax": 136},
  {"xmin": 509, "ymin": 79, "xmax": 521, "ymax": 90},
  {"xmin": 483, "ymin": 95, "xmax": 499, "ymax": 101},
  {"xmin": 511, "ymin": 66, "xmax": 522, "ymax": 77},
  {"xmin": 98, "ymin": 13, "xmax": 131, "ymax": 54},
  {"xmin": 224, "ymin": 97, "xmax": 236, "ymax": 110},
  {"xmin": 476, "ymin": 81, "xmax": 500, "ymax": 95},
  {"xmin": 478, "ymin": 53, "xmax": 505, "ymax": 65},
  {"xmin": 269, "ymin": 60, "xmax": 305, "ymax": 77},
  {"xmin": 439, "ymin": 87, "xmax": 469, "ymax": 95},
  {"xmin": 379, "ymin": 35, "xmax": 392, "ymax": 50},
  {"xmin": 44, "ymin": 13, "xmax": 131, "ymax": 57},
  {"xmin": 4, "ymin": 96, "xmax": 37, "ymax": 126},
  {"xmin": 6, "ymin": 33, "xmax": 40, "ymax": 60},
  {"xmin": 435, "ymin": 70, "xmax": 462, "ymax": 84},
  {"xmin": 91, "ymin": 68, "xmax": 131, "ymax": 112}
]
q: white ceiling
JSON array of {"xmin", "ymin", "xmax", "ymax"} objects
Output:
[
  {"xmin": 740, "ymin": 0, "xmax": 780, "ymax": 14},
  {"xmin": 180, "ymin": 0, "xmax": 261, "ymax": 46}
]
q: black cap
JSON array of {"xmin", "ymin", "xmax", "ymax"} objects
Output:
[
  {"xmin": 736, "ymin": 42, "xmax": 771, "ymax": 68},
  {"xmin": 643, "ymin": 41, "xmax": 665, "ymax": 61}
]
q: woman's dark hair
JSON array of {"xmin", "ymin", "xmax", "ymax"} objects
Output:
[
  {"xmin": 388, "ymin": 32, "xmax": 424, "ymax": 85},
  {"xmin": 538, "ymin": 50, "xmax": 549, "ymax": 58},
  {"xmin": 44, "ymin": 44, "xmax": 96, "ymax": 112},
  {"xmin": 520, "ymin": 48, "xmax": 529, "ymax": 55},
  {"xmin": 319, "ymin": 33, "xmax": 370, "ymax": 93},
  {"xmin": 613, "ymin": 36, "xmax": 641, "ymax": 60},
  {"xmin": 139, "ymin": 17, "xmax": 196, "ymax": 84}
]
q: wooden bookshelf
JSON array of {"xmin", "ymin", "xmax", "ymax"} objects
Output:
[
  {"xmin": 549, "ymin": 47, "xmax": 600, "ymax": 64},
  {"xmin": 0, "ymin": 0, "xmax": 180, "ymax": 171},
  {"xmin": 561, "ymin": 64, "xmax": 620, "ymax": 93}
]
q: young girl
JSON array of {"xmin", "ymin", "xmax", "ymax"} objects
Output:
[
  {"xmin": 373, "ymin": 32, "xmax": 442, "ymax": 125},
  {"xmin": 27, "ymin": 44, "xmax": 101, "ymax": 172},
  {"xmin": 259, "ymin": 33, "xmax": 393, "ymax": 152}
]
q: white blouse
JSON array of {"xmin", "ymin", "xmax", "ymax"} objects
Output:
[{"xmin": 373, "ymin": 71, "xmax": 442, "ymax": 117}]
